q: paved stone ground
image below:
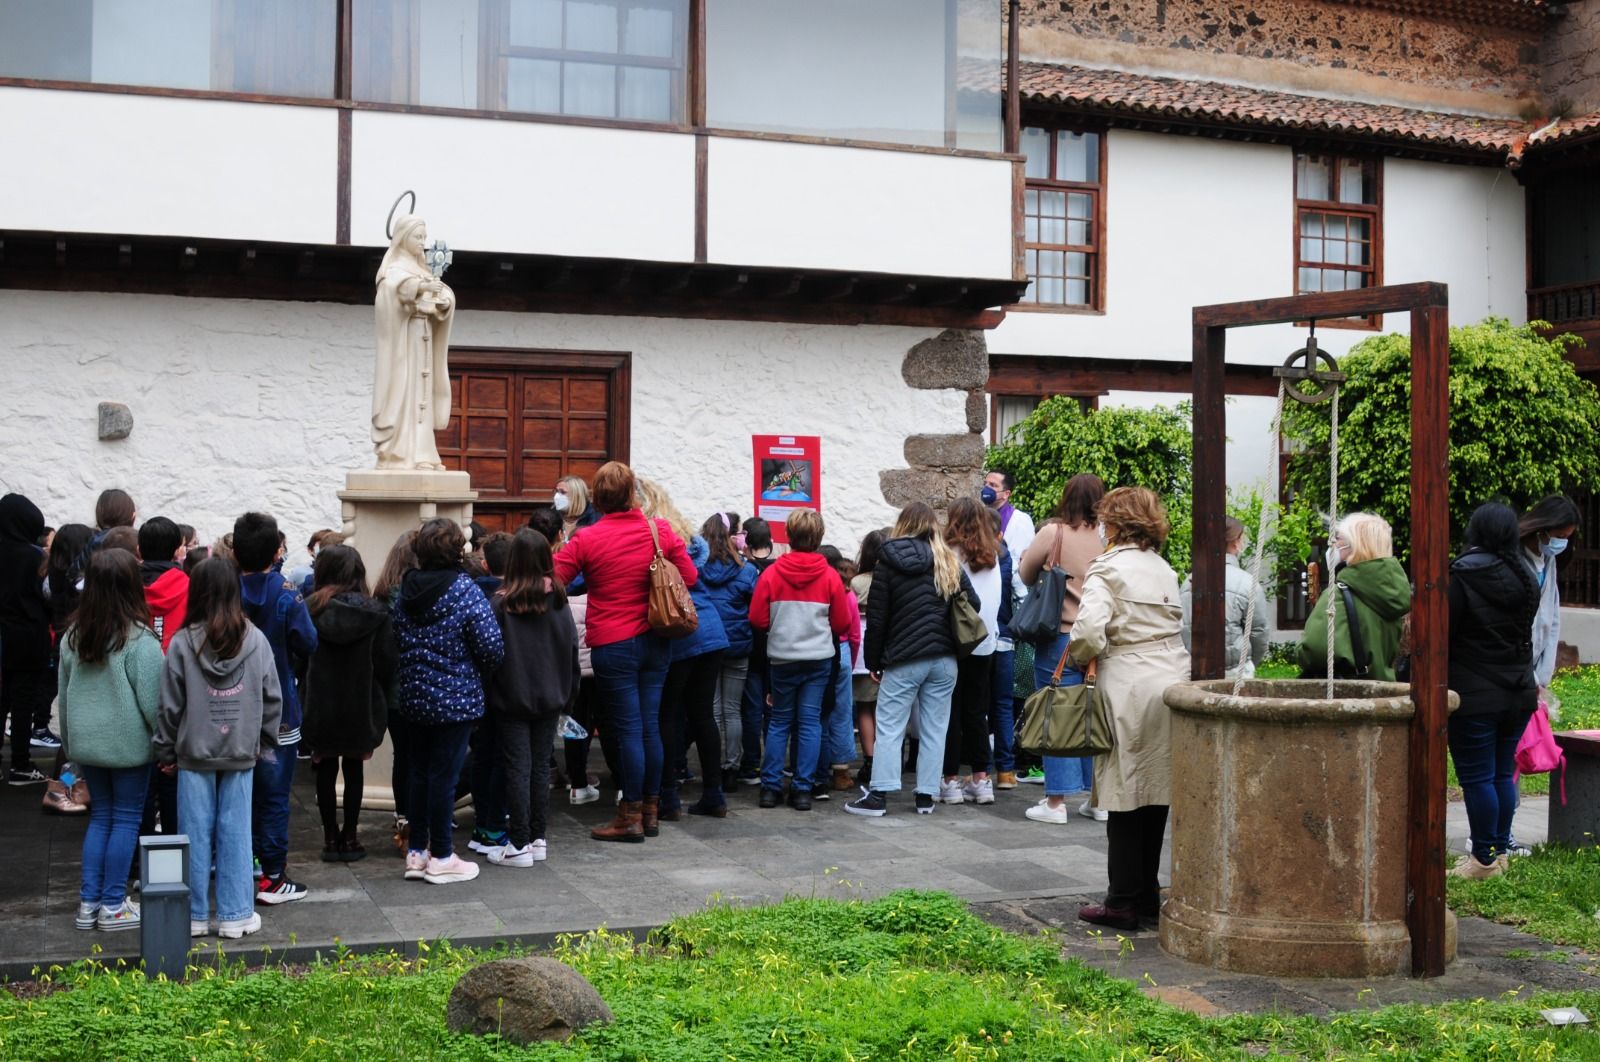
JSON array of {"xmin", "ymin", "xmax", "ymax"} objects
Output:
[{"xmin": 1, "ymin": 747, "xmax": 1574, "ymax": 1017}]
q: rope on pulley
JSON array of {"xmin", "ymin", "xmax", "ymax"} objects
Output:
[{"xmin": 1233, "ymin": 325, "xmax": 1345, "ymax": 699}]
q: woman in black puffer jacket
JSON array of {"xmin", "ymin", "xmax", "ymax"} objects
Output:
[
  {"xmin": 847, "ymin": 503, "xmax": 977, "ymax": 818},
  {"xmin": 1446, "ymin": 502, "xmax": 1541, "ymax": 880}
]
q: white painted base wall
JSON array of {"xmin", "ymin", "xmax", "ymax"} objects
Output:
[{"xmin": 0, "ymin": 291, "xmax": 963, "ymax": 552}]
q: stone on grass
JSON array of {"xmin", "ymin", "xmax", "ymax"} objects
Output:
[{"xmin": 446, "ymin": 957, "xmax": 612, "ymax": 1045}]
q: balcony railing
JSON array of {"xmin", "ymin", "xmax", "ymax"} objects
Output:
[{"xmin": 1530, "ymin": 280, "xmax": 1600, "ymax": 327}]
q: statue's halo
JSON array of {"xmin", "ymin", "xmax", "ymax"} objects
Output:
[{"xmin": 385, "ymin": 190, "xmax": 418, "ymax": 240}]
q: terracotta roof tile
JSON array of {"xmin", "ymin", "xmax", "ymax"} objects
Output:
[{"xmin": 1009, "ymin": 62, "xmax": 1531, "ymax": 156}]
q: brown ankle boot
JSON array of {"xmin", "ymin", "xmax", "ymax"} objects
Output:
[
  {"xmin": 592, "ymin": 801, "xmax": 645, "ymax": 843},
  {"xmin": 642, "ymin": 795, "xmax": 661, "ymax": 837}
]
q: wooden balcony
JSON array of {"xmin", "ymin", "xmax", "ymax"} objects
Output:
[{"xmin": 1529, "ymin": 280, "xmax": 1600, "ymax": 370}]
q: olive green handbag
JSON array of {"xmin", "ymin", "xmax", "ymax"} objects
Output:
[
  {"xmin": 948, "ymin": 590, "xmax": 989, "ymax": 658},
  {"xmin": 1017, "ymin": 646, "xmax": 1112, "ymax": 757}
]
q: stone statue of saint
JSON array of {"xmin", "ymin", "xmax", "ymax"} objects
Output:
[{"xmin": 372, "ymin": 214, "xmax": 455, "ymax": 470}]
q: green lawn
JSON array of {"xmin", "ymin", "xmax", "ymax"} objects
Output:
[
  {"xmin": 1447, "ymin": 846, "xmax": 1600, "ymax": 953},
  {"xmin": 6, "ymin": 892, "xmax": 1600, "ymax": 1060}
]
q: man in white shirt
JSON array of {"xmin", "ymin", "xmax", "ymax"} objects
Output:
[{"xmin": 984, "ymin": 470, "xmax": 1036, "ymax": 560}]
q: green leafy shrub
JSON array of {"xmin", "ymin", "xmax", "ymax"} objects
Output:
[{"xmin": 1282, "ymin": 318, "xmax": 1600, "ymax": 559}]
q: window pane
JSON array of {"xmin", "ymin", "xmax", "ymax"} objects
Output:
[
  {"xmin": 1347, "ymin": 216, "xmax": 1370, "ymax": 243},
  {"xmin": 506, "ymin": 57, "xmax": 561, "ymax": 112},
  {"xmin": 509, "ymin": 0, "xmax": 563, "ymax": 48},
  {"xmin": 1300, "ymin": 237, "xmax": 1322, "ymax": 261},
  {"xmin": 1067, "ymin": 192, "xmax": 1092, "ymax": 220},
  {"xmin": 1025, "ymin": 249, "xmax": 1038, "ymax": 274},
  {"xmin": 1038, "ymin": 275, "xmax": 1065, "ymax": 303},
  {"xmin": 1042, "ymin": 216, "xmax": 1066, "ymax": 244},
  {"xmin": 1297, "ymin": 154, "xmax": 1332, "ymax": 201},
  {"xmin": 1021, "ymin": 127, "xmax": 1051, "ymax": 179},
  {"xmin": 1025, "ymin": 215, "xmax": 1040, "ymax": 242},
  {"xmin": 566, "ymin": 0, "xmax": 619, "ymax": 51},
  {"xmin": 1039, "ymin": 250, "xmax": 1065, "ymax": 277},
  {"xmin": 1326, "ymin": 215, "xmax": 1346, "ymax": 240},
  {"xmin": 1299, "ymin": 213, "xmax": 1323, "ymax": 237},
  {"xmin": 1067, "ymin": 278, "xmax": 1090, "ymax": 305},
  {"xmin": 1345, "ymin": 239, "xmax": 1369, "ymax": 266},
  {"xmin": 1024, "ymin": 188, "xmax": 1039, "ymax": 213},
  {"xmin": 564, "ymin": 60, "xmax": 616, "ymax": 115},
  {"xmin": 707, "ymin": 0, "xmax": 1001, "ymax": 149},
  {"xmin": 1340, "ymin": 158, "xmax": 1377, "ymax": 204},
  {"xmin": 1041, "ymin": 190, "xmax": 1067, "ymax": 218},
  {"xmin": 1298, "ymin": 267, "xmax": 1319, "ymax": 292},
  {"xmin": 619, "ymin": 65, "xmax": 669, "ymax": 120},
  {"xmin": 623, "ymin": 3, "xmax": 676, "ymax": 57},
  {"xmin": 1066, "ymin": 252, "xmax": 1089, "ymax": 278},
  {"xmin": 1055, "ymin": 131, "xmax": 1099, "ymax": 182}
]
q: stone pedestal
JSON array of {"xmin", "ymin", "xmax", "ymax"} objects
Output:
[
  {"xmin": 336, "ymin": 468, "xmax": 477, "ymax": 811},
  {"xmin": 1160, "ymin": 679, "xmax": 1459, "ymax": 978}
]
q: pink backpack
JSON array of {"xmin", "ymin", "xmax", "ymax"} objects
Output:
[{"xmin": 1514, "ymin": 700, "xmax": 1566, "ymax": 805}]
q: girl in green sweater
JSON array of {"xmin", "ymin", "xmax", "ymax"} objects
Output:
[{"xmin": 59, "ymin": 548, "xmax": 164, "ymax": 932}]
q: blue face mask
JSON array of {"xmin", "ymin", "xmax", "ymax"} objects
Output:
[
  {"xmin": 1545, "ymin": 536, "xmax": 1569, "ymax": 556},
  {"xmin": 980, "ymin": 486, "xmax": 998, "ymax": 506}
]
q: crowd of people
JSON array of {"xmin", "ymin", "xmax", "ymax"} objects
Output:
[{"xmin": 0, "ymin": 468, "xmax": 1581, "ymax": 938}]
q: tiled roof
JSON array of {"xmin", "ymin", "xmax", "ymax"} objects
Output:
[
  {"xmin": 1329, "ymin": 0, "xmax": 1548, "ymax": 31},
  {"xmin": 1526, "ymin": 112, "xmax": 1600, "ymax": 150},
  {"xmin": 1012, "ymin": 62, "xmax": 1531, "ymax": 157}
]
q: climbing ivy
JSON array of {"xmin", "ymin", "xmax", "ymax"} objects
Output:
[{"xmin": 1281, "ymin": 317, "xmax": 1600, "ymax": 561}]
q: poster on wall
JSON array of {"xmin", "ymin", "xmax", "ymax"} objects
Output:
[{"xmin": 752, "ymin": 434, "xmax": 821, "ymax": 544}]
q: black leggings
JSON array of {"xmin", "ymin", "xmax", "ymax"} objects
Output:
[
  {"xmin": 1105, "ymin": 804, "xmax": 1169, "ymax": 914},
  {"xmin": 562, "ymin": 676, "xmax": 603, "ymax": 784},
  {"xmin": 944, "ymin": 653, "xmax": 994, "ymax": 776},
  {"xmin": 314, "ymin": 756, "xmax": 365, "ymax": 839},
  {"xmin": 660, "ymin": 650, "xmax": 724, "ymax": 794}
]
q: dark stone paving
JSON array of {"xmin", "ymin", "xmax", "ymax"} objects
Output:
[{"xmin": 3, "ymin": 745, "xmax": 1570, "ymax": 1019}]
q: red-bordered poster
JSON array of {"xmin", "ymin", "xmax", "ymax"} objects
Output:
[{"xmin": 752, "ymin": 435, "xmax": 821, "ymax": 544}]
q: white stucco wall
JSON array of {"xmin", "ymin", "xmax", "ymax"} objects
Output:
[{"xmin": 0, "ymin": 290, "xmax": 961, "ymax": 553}]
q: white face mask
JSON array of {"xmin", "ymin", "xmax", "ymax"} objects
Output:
[
  {"xmin": 1545, "ymin": 536, "xmax": 1569, "ymax": 556},
  {"xmin": 1096, "ymin": 522, "xmax": 1107, "ymax": 546},
  {"xmin": 1326, "ymin": 544, "xmax": 1343, "ymax": 573},
  {"xmin": 553, "ymin": 493, "xmax": 571, "ymax": 514}
]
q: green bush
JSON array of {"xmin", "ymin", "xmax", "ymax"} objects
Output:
[{"xmin": 1282, "ymin": 317, "xmax": 1600, "ymax": 559}]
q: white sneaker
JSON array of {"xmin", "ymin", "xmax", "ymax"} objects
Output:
[
  {"xmin": 424, "ymin": 853, "xmax": 481, "ymax": 884},
  {"xmin": 938, "ymin": 778, "xmax": 965, "ymax": 804},
  {"xmin": 218, "ymin": 912, "xmax": 262, "ymax": 939},
  {"xmin": 962, "ymin": 778, "xmax": 996, "ymax": 805},
  {"xmin": 1025, "ymin": 801, "xmax": 1069, "ymax": 824},
  {"xmin": 75, "ymin": 902, "xmax": 99, "ymax": 931},
  {"xmin": 96, "ymin": 899, "xmax": 141, "ymax": 931},
  {"xmin": 488, "ymin": 843, "xmax": 536, "ymax": 867},
  {"xmin": 570, "ymin": 785, "xmax": 600, "ymax": 805},
  {"xmin": 190, "ymin": 919, "xmax": 211, "ymax": 938},
  {"xmin": 1078, "ymin": 800, "xmax": 1109, "ymax": 822},
  {"xmin": 529, "ymin": 839, "xmax": 548, "ymax": 862},
  {"xmin": 404, "ymin": 850, "xmax": 428, "ymax": 881}
]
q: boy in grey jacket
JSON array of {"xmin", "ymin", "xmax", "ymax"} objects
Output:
[
  {"xmin": 1179, "ymin": 517, "xmax": 1270, "ymax": 676},
  {"xmin": 155, "ymin": 611, "xmax": 282, "ymax": 939}
]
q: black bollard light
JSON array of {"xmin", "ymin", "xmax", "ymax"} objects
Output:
[{"xmin": 138, "ymin": 834, "xmax": 191, "ymax": 980}]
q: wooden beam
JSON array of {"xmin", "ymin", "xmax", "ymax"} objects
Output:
[
  {"xmin": 118, "ymin": 243, "xmax": 133, "ymax": 269},
  {"xmin": 694, "ymin": 134, "xmax": 708, "ymax": 264},
  {"xmin": 179, "ymin": 246, "xmax": 198, "ymax": 272},
  {"xmin": 989, "ymin": 354, "xmax": 1280, "ymax": 397},
  {"xmin": 1004, "ymin": 0, "xmax": 1021, "ymax": 155},
  {"xmin": 336, "ymin": 108, "xmax": 352, "ymax": 245},
  {"xmin": 296, "ymin": 250, "xmax": 316, "ymax": 278},
  {"xmin": 1194, "ymin": 283, "xmax": 1448, "ymax": 327},
  {"xmin": 238, "ymin": 247, "xmax": 256, "ymax": 273},
  {"xmin": 1407, "ymin": 300, "xmax": 1452, "ymax": 979},
  {"xmin": 816, "ymin": 275, "xmax": 859, "ymax": 301},
  {"xmin": 1190, "ymin": 322, "xmax": 1229, "ymax": 680}
]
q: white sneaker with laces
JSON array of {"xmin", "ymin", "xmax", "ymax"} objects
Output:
[
  {"xmin": 424, "ymin": 853, "xmax": 481, "ymax": 884},
  {"xmin": 488, "ymin": 843, "xmax": 535, "ymax": 867},
  {"xmin": 75, "ymin": 902, "xmax": 99, "ymax": 930},
  {"xmin": 1025, "ymin": 801, "xmax": 1069, "ymax": 824},
  {"xmin": 938, "ymin": 778, "xmax": 965, "ymax": 804},
  {"xmin": 1078, "ymin": 800, "xmax": 1109, "ymax": 822},
  {"xmin": 218, "ymin": 912, "xmax": 262, "ymax": 939},
  {"xmin": 96, "ymin": 899, "xmax": 141, "ymax": 931},
  {"xmin": 191, "ymin": 919, "xmax": 211, "ymax": 938},
  {"xmin": 962, "ymin": 778, "xmax": 995, "ymax": 805},
  {"xmin": 570, "ymin": 785, "xmax": 600, "ymax": 805}
]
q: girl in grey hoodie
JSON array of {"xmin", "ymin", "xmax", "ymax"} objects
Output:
[{"xmin": 155, "ymin": 558, "xmax": 282, "ymax": 940}]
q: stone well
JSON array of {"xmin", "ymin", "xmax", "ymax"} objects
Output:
[{"xmin": 1160, "ymin": 679, "xmax": 1458, "ymax": 978}]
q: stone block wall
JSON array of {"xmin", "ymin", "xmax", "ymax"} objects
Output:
[
  {"xmin": 1541, "ymin": 2, "xmax": 1600, "ymax": 114},
  {"xmin": 1017, "ymin": 0, "xmax": 1542, "ymax": 114},
  {"xmin": 880, "ymin": 329, "xmax": 989, "ymax": 512}
]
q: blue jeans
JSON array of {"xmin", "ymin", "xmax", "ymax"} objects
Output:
[
  {"xmin": 815, "ymin": 642, "xmax": 855, "ymax": 779},
  {"xmin": 1448, "ymin": 708, "xmax": 1533, "ymax": 864},
  {"xmin": 179, "ymin": 768, "xmax": 255, "ymax": 922},
  {"xmin": 1034, "ymin": 632, "xmax": 1091, "ymax": 796},
  {"xmin": 252, "ymin": 739, "xmax": 298, "ymax": 878},
  {"xmin": 591, "ymin": 632, "xmax": 670, "ymax": 803},
  {"xmin": 407, "ymin": 719, "xmax": 475, "ymax": 858},
  {"xmin": 991, "ymin": 649, "xmax": 1016, "ymax": 772},
  {"xmin": 764, "ymin": 659, "xmax": 831, "ymax": 792},
  {"xmin": 79, "ymin": 764, "xmax": 150, "ymax": 910},
  {"xmin": 740, "ymin": 656, "xmax": 769, "ymax": 772},
  {"xmin": 870, "ymin": 655, "xmax": 958, "ymax": 796}
]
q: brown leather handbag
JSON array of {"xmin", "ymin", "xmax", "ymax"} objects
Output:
[{"xmin": 645, "ymin": 515, "xmax": 698, "ymax": 638}]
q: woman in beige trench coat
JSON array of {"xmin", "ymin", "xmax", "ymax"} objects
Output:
[{"xmin": 1067, "ymin": 487, "xmax": 1191, "ymax": 931}]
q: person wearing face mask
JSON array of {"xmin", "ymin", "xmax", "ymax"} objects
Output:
[
  {"xmin": 1519, "ymin": 495, "xmax": 1579, "ymax": 701},
  {"xmin": 554, "ymin": 475, "xmax": 600, "ymax": 545},
  {"xmin": 1297, "ymin": 512, "xmax": 1411, "ymax": 681},
  {"xmin": 983, "ymin": 470, "xmax": 1036, "ymax": 562}
]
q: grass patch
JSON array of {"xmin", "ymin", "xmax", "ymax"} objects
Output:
[
  {"xmin": 5, "ymin": 892, "xmax": 1600, "ymax": 1059},
  {"xmin": 1448, "ymin": 846, "xmax": 1600, "ymax": 952}
]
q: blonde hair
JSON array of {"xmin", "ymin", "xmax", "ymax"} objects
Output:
[
  {"xmin": 890, "ymin": 502, "xmax": 961, "ymax": 598},
  {"xmin": 637, "ymin": 478, "xmax": 695, "ymax": 545},
  {"xmin": 786, "ymin": 509, "xmax": 825, "ymax": 552},
  {"xmin": 559, "ymin": 475, "xmax": 591, "ymax": 534},
  {"xmin": 1335, "ymin": 512, "xmax": 1393, "ymax": 565}
]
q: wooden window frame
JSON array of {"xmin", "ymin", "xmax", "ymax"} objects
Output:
[
  {"xmin": 1293, "ymin": 152, "xmax": 1383, "ymax": 330},
  {"xmin": 1011, "ymin": 122, "xmax": 1106, "ymax": 314}
]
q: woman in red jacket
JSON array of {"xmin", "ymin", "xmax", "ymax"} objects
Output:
[{"xmin": 553, "ymin": 462, "xmax": 696, "ymax": 843}]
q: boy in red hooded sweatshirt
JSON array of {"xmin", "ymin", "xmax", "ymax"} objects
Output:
[
  {"xmin": 748, "ymin": 509, "xmax": 852, "ymax": 811},
  {"xmin": 137, "ymin": 517, "xmax": 189, "ymax": 652}
]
